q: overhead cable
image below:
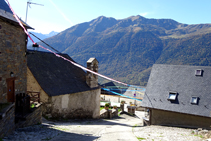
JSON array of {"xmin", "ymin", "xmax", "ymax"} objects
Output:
[
  {"xmin": 29, "ymin": 32, "xmax": 60, "ymax": 53},
  {"xmin": 6, "ymin": 0, "xmax": 143, "ymax": 89}
]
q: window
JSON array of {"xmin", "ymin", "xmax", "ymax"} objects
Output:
[
  {"xmin": 195, "ymin": 69, "xmax": 203, "ymax": 76},
  {"xmin": 168, "ymin": 92, "xmax": 177, "ymax": 101},
  {"xmin": 191, "ymin": 97, "xmax": 198, "ymax": 104}
]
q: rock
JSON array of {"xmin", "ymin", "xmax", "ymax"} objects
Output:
[
  {"xmin": 197, "ymin": 128, "xmax": 203, "ymax": 131},
  {"xmin": 193, "ymin": 130, "xmax": 198, "ymax": 135},
  {"xmin": 205, "ymin": 133, "xmax": 210, "ymax": 138},
  {"xmin": 198, "ymin": 130, "xmax": 209, "ymax": 136}
]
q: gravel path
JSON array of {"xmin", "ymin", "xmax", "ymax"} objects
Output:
[
  {"xmin": 3, "ymin": 111, "xmax": 205, "ymax": 141},
  {"xmin": 133, "ymin": 125, "xmax": 203, "ymax": 141}
]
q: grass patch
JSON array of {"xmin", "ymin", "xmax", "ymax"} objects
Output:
[
  {"xmin": 194, "ymin": 134, "xmax": 203, "ymax": 138},
  {"xmin": 137, "ymin": 137, "xmax": 146, "ymax": 140}
]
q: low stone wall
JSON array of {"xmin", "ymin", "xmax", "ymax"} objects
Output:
[
  {"xmin": 0, "ymin": 103, "xmax": 15, "ymax": 138},
  {"xmin": 101, "ymin": 94, "xmax": 143, "ymax": 107},
  {"xmin": 100, "ymin": 109, "xmax": 118, "ymax": 119},
  {"xmin": 111, "ymin": 109, "xmax": 118, "ymax": 118},
  {"xmin": 100, "ymin": 109, "xmax": 108, "ymax": 119},
  {"xmin": 16, "ymin": 105, "xmax": 42, "ymax": 129},
  {"xmin": 127, "ymin": 106, "xmax": 136, "ymax": 115}
]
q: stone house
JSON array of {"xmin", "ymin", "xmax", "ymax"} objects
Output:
[
  {"xmin": 27, "ymin": 50, "xmax": 101, "ymax": 119},
  {"xmin": 0, "ymin": 0, "xmax": 42, "ymax": 138},
  {"xmin": 141, "ymin": 64, "xmax": 211, "ymax": 129}
]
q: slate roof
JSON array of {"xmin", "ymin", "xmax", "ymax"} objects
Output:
[
  {"xmin": 101, "ymin": 82, "xmax": 121, "ymax": 95},
  {"xmin": 27, "ymin": 50, "xmax": 95, "ymax": 96},
  {"xmin": 141, "ymin": 64, "xmax": 211, "ymax": 118},
  {"xmin": 0, "ymin": 0, "xmax": 33, "ymax": 29}
]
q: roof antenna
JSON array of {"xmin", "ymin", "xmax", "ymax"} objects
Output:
[{"xmin": 25, "ymin": 0, "xmax": 44, "ymax": 23}]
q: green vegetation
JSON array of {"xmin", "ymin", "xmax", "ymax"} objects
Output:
[
  {"xmin": 30, "ymin": 103, "xmax": 35, "ymax": 108},
  {"xmin": 137, "ymin": 137, "xmax": 146, "ymax": 140},
  {"xmin": 105, "ymin": 103, "xmax": 110, "ymax": 107},
  {"xmin": 100, "ymin": 106, "xmax": 111, "ymax": 110},
  {"xmin": 40, "ymin": 16, "xmax": 211, "ymax": 86},
  {"xmin": 194, "ymin": 134, "xmax": 203, "ymax": 138}
]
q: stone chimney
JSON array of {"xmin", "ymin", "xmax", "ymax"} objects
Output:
[{"xmin": 86, "ymin": 58, "xmax": 98, "ymax": 88}]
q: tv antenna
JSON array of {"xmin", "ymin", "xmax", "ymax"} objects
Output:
[{"xmin": 25, "ymin": 0, "xmax": 44, "ymax": 23}]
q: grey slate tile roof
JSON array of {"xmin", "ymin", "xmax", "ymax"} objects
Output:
[
  {"xmin": 27, "ymin": 50, "xmax": 94, "ymax": 96},
  {"xmin": 141, "ymin": 64, "xmax": 211, "ymax": 118},
  {"xmin": 0, "ymin": 0, "xmax": 33, "ymax": 29}
]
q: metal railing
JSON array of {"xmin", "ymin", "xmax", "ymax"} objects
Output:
[{"xmin": 27, "ymin": 91, "xmax": 40, "ymax": 104}]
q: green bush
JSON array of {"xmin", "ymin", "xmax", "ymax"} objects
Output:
[{"xmin": 105, "ymin": 103, "xmax": 110, "ymax": 107}]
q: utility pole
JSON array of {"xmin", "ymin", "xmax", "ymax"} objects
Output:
[{"xmin": 25, "ymin": 0, "xmax": 44, "ymax": 23}]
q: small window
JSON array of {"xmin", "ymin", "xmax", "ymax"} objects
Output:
[
  {"xmin": 168, "ymin": 92, "xmax": 177, "ymax": 101},
  {"xmin": 195, "ymin": 69, "xmax": 202, "ymax": 76},
  {"xmin": 191, "ymin": 97, "xmax": 198, "ymax": 104}
]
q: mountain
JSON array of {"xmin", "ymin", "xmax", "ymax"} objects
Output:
[
  {"xmin": 27, "ymin": 31, "xmax": 58, "ymax": 47},
  {"xmin": 38, "ymin": 15, "xmax": 211, "ymax": 86}
]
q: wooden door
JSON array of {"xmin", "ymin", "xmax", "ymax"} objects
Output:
[{"xmin": 7, "ymin": 78, "xmax": 15, "ymax": 102}]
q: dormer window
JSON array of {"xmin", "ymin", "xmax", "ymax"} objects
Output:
[
  {"xmin": 191, "ymin": 97, "xmax": 198, "ymax": 104},
  {"xmin": 195, "ymin": 69, "xmax": 203, "ymax": 76},
  {"xmin": 168, "ymin": 92, "xmax": 177, "ymax": 101}
]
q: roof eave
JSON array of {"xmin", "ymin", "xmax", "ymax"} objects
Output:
[
  {"xmin": 0, "ymin": 15, "xmax": 34, "ymax": 30},
  {"xmin": 147, "ymin": 107, "xmax": 211, "ymax": 119}
]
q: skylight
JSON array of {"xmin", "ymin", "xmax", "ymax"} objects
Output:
[
  {"xmin": 195, "ymin": 69, "xmax": 203, "ymax": 76},
  {"xmin": 191, "ymin": 97, "xmax": 198, "ymax": 104},
  {"xmin": 168, "ymin": 92, "xmax": 177, "ymax": 101}
]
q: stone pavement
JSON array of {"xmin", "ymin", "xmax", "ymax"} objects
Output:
[
  {"xmin": 49, "ymin": 111, "xmax": 144, "ymax": 141},
  {"xmin": 3, "ymin": 111, "xmax": 204, "ymax": 141}
]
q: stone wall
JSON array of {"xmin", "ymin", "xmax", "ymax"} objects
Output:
[
  {"xmin": 15, "ymin": 105, "xmax": 42, "ymax": 129},
  {"xmin": 151, "ymin": 109, "xmax": 211, "ymax": 129},
  {"xmin": 27, "ymin": 67, "xmax": 49, "ymax": 103},
  {"xmin": 0, "ymin": 103, "xmax": 15, "ymax": 138},
  {"xmin": 51, "ymin": 88, "xmax": 101, "ymax": 119},
  {"xmin": 86, "ymin": 58, "xmax": 98, "ymax": 88},
  {"xmin": 0, "ymin": 19, "xmax": 27, "ymax": 103},
  {"xmin": 100, "ymin": 109, "xmax": 118, "ymax": 119},
  {"xmin": 27, "ymin": 67, "xmax": 53, "ymax": 116},
  {"xmin": 27, "ymin": 67, "xmax": 101, "ymax": 119}
]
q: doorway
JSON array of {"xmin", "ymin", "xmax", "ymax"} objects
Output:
[{"xmin": 6, "ymin": 78, "xmax": 16, "ymax": 102}]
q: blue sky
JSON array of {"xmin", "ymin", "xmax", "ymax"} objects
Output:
[{"xmin": 7, "ymin": 0, "xmax": 211, "ymax": 34}]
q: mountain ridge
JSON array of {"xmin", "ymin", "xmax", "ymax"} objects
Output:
[{"xmin": 38, "ymin": 15, "xmax": 211, "ymax": 86}]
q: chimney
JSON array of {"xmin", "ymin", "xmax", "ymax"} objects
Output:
[{"xmin": 86, "ymin": 58, "xmax": 98, "ymax": 88}]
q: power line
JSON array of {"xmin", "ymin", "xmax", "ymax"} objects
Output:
[{"xmin": 29, "ymin": 32, "xmax": 60, "ymax": 53}]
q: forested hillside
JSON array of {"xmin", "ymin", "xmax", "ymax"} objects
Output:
[{"xmin": 38, "ymin": 15, "xmax": 211, "ymax": 86}]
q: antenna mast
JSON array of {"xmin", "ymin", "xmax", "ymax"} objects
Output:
[{"xmin": 25, "ymin": 1, "xmax": 44, "ymax": 23}]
